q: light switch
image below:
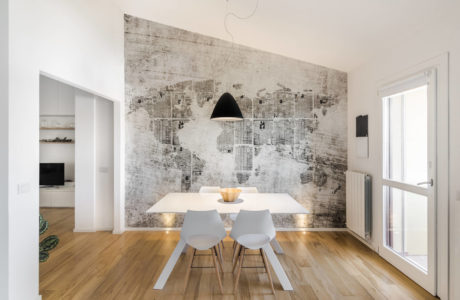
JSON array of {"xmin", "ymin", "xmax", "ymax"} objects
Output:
[{"xmin": 17, "ymin": 183, "xmax": 30, "ymax": 195}]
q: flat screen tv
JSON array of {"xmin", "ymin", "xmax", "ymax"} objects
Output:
[{"xmin": 40, "ymin": 163, "xmax": 65, "ymax": 186}]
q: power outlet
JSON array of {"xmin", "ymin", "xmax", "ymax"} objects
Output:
[{"xmin": 17, "ymin": 183, "xmax": 30, "ymax": 195}]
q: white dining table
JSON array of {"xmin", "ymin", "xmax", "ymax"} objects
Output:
[{"xmin": 147, "ymin": 192, "xmax": 309, "ymax": 291}]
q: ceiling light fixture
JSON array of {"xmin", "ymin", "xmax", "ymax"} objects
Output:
[
  {"xmin": 210, "ymin": 92, "xmax": 244, "ymax": 121},
  {"xmin": 210, "ymin": 0, "xmax": 259, "ymax": 121}
]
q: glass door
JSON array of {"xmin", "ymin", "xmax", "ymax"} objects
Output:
[{"xmin": 381, "ymin": 71, "xmax": 436, "ymax": 294}]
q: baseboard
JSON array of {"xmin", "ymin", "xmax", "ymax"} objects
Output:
[
  {"xmin": 275, "ymin": 227, "xmax": 348, "ymax": 232},
  {"xmin": 125, "ymin": 227, "xmax": 181, "ymax": 231},
  {"xmin": 73, "ymin": 228, "xmax": 95, "ymax": 232},
  {"xmin": 95, "ymin": 226, "xmax": 114, "ymax": 232},
  {"xmin": 74, "ymin": 227, "xmax": 113, "ymax": 232},
  {"xmin": 347, "ymin": 228, "xmax": 378, "ymax": 252},
  {"xmin": 125, "ymin": 226, "xmax": 348, "ymax": 232}
]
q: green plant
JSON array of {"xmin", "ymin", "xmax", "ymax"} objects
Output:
[
  {"xmin": 39, "ymin": 214, "xmax": 59, "ymax": 262},
  {"xmin": 39, "ymin": 214, "xmax": 48, "ymax": 235}
]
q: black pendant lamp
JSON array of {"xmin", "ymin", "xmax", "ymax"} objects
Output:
[{"xmin": 210, "ymin": 92, "xmax": 243, "ymax": 121}]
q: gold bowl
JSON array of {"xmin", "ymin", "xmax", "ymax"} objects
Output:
[{"xmin": 219, "ymin": 188, "xmax": 242, "ymax": 202}]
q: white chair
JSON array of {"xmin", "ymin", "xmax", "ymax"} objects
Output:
[
  {"xmin": 199, "ymin": 186, "xmax": 220, "ymax": 193},
  {"xmin": 199, "ymin": 185, "xmax": 225, "ymax": 250},
  {"xmin": 230, "ymin": 187, "xmax": 260, "ymax": 253},
  {"xmin": 181, "ymin": 210, "xmax": 227, "ymax": 294},
  {"xmin": 229, "ymin": 209, "xmax": 276, "ymax": 294}
]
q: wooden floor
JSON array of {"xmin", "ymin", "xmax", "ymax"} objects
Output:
[{"xmin": 40, "ymin": 208, "xmax": 436, "ymax": 300}]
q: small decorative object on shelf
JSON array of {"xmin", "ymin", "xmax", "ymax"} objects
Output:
[{"xmin": 40, "ymin": 137, "xmax": 74, "ymax": 144}]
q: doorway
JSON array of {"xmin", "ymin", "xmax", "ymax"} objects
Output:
[{"xmin": 39, "ymin": 75, "xmax": 115, "ymax": 234}]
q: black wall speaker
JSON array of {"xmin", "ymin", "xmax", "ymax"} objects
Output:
[{"xmin": 356, "ymin": 115, "xmax": 368, "ymax": 137}]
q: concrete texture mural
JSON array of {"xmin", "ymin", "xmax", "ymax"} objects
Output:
[{"xmin": 124, "ymin": 15, "xmax": 347, "ymax": 228}]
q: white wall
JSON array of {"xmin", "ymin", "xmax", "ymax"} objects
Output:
[
  {"xmin": 39, "ymin": 75, "xmax": 75, "ymax": 116},
  {"xmin": 0, "ymin": 0, "xmax": 9, "ymax": 297},
  {"xmin": 37, "ymin": 0, "xmax": 124, "ymax": 102},
  {"xmin": 348, "ymin": 11, "xmax": 460, "ymax": 299},
  {"xmin": 95, "ymin": 99, "xmax": 114, "ymax": 231},
  {"xmin": 39, "ymin": 143, "xmax": 75, "ymax": 181}
]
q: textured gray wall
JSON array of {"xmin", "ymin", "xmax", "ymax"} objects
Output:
[{"xmin": 124, "ymin": 15, "xmax": 347, "ymax": 228}]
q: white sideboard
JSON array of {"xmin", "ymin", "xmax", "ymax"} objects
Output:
[{"xmin": 40, "ymin": 182, "xmax": 75, "ymax": 207}]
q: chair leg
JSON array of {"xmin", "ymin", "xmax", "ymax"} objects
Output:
[
  {"xmin": 219, "ymin": 242, "xmax": 224, "ymax": 265},
  {"xmin": 211, "ymin": 247, "xmax": 224, "ymax": 294},
  {"xmin": 232, "ymin": 244, "xmax": 242, "ymax": 273},
  {"xmin": 183, "ymin": 248, "xmax": 196, "ymax": 293},
  {"xmin": 217, "ymin": 243, "xmax": 224, "ymax": 264},
  {"xmin": 213, "ymin": 246, "xmax": 224, "ymax": 274},
  {"xmin": 260, "ymin": 249, "xmax": 266, "ymax": 269},
  {"xmin": 261, "ymin": 248, "xmax": 275, "ymax": 295},
  {"xmin": 233, "ymin": 247, "xmax": 246, "ymax": 293},
  {"xmin": 221, "ymin": 240, "xmax": 225, "ymax": 248},
  {"xmin": 232, "ymin": 242, "xmax": 239, "ymax": 265}
]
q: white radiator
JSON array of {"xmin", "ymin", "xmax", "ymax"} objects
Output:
[{"xmin": 346, "ymin": 171, "xmax": 372, "ymax": 240}]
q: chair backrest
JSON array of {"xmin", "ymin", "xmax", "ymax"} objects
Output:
[
  {"xmin": 229, "ymin": 210, "xmax": 276, "ymax": 241},
  {"xmin": 237, "ymin": 186, "xmax": 259, "ymax": 193},
  {"xmin": 199, "ymin": 186, "xmax": 220, "ymax": 193},
  {"xmin": 180, "ymin": 210, "xmax": 226, "ymax": 242}
]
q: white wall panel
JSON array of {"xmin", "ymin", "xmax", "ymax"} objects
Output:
[
  {"xmin": 74, "ymin": 91, "xmax": 96, "ymax": 232},
  {"xmin": 95, "ymin": 98, "xmax": 114, "ymax": 231}
]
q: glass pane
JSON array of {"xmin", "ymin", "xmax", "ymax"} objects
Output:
[
  {"xmin": 384, "ymin": 186, "xmax": 428, "ymax": 271},
  {"xmin": 384, "ymin": 86, "xmax": 428, "ymax": 186}
]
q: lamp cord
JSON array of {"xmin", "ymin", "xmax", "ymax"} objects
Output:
[
  {"xmin": 214, "ymin": 0, "xmax": 259, "ymax": 82},
  {"xmin": 224, "ymin": 0, "xmax": 260, "ymax": 45}
]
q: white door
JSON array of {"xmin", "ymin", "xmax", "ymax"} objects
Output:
[{"xmin": 380, "ymin": 71, "xmax": 436, "ymax": 294}]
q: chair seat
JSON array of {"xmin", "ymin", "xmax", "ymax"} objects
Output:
[
  {"xmin": 237, "ymin": 234, "xmax": 271, "ymax": 250},
  {"xmin": 186, "ymin": 234, "xmax": 221, "ymax": 250}
]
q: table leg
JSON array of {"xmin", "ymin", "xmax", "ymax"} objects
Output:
[
  {"xmin": 271, "ymin": 237, "xmax": 284, "ymax": 254},
  {"xmin": 153, "ymin": 239, "xmax": 187, "ymax": 290},
  {"xmin": 262, "ymin": 244, "xmax": 293, "ymax": 291}
]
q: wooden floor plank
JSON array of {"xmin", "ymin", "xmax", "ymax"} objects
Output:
[{"xmin": 39, "ymin": 208, "xmax": 436, "ymax": 300}]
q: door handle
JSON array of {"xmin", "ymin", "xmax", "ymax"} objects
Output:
[{"xmin": 417, "ymin": 179, "xmax": 433, "ymax": 186}]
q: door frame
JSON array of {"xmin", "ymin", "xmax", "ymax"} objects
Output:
[
  {"xmin": 39, "ymin": 71, "xmax": 125, "ymax": 234},
  {"xmin": 376, "ymin": 53, "xmax": 449, "ymax": 298}
]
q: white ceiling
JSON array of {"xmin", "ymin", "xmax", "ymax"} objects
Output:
[{"xmin": 117, "ymin": 0, "xmax": 458, "ymax": 72}]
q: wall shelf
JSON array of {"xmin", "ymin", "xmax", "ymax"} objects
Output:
[
  {"xmin": 40, "ymin": 127, "xmax": 75, "ymax": 130},
  {"xmin": 40, "ymin": 141, "xmax": 75, "ymax": 144},
  {"xmin": 40, "ymin": 114, "xmax": 75, "ymax": 117}
]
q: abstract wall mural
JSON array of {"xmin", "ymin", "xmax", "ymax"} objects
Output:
[{"xmin": 124, "ymin": 15, "xmax": 348, "ymax": 228}]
